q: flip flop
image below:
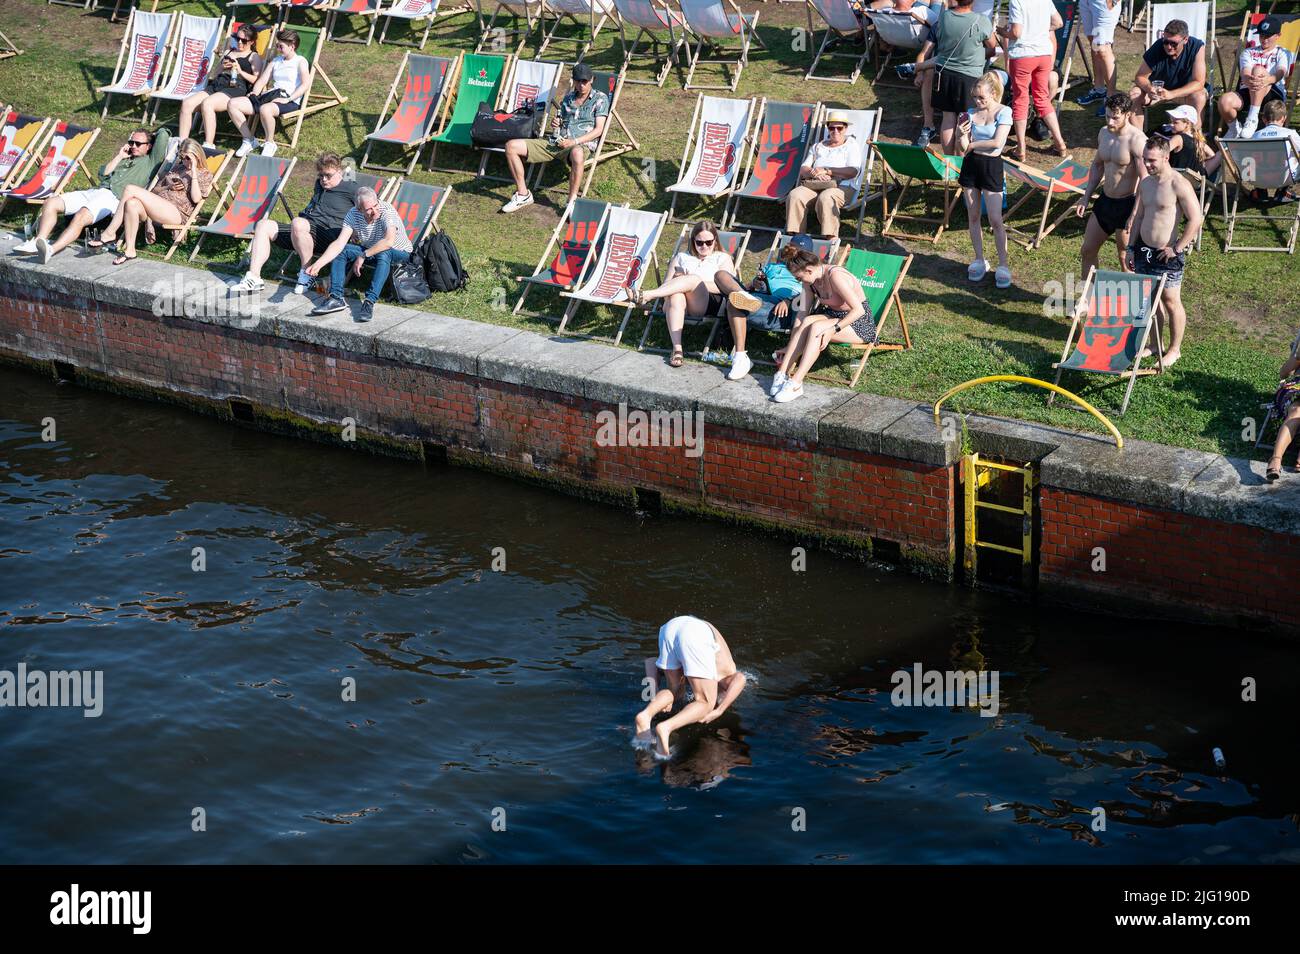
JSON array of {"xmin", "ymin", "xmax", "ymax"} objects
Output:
[
  {"xmin": 86, "ymin": 237, "xmax": 113, "ymax": 249},
  {"xmin": 112, "ymin": 253, "xmax": 136, "ymax": 266}
]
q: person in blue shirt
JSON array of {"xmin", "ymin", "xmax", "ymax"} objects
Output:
[{"xmin": 958, "ymin": 70, "xmax": 1014, "ymax": 288}]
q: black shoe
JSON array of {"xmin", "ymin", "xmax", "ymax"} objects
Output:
[
  {"xmin": 311, "ymin": 296, "xmax": 346, "ymax": 316},
  {"xmin": 357, "ymin": 300, "xmax": 374, "ymax": 323}
]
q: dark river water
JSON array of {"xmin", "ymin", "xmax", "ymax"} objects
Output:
[{"xmin": 1, "ymin": 365, "xmax": 1297, "ymax": 865}]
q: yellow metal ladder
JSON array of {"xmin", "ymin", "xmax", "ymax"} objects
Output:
[{"xmin": 961, "ymin": 453, "xmax": 1037, "ymax": 587}]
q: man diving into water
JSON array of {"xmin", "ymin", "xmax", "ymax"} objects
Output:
[{"xmin": 635, "ymin": 616, "xmax": 747, "ymax": 758}]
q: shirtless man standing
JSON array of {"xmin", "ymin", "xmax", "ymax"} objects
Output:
[
  {"xmin": 635, "ymin": 616, "xmax": 746, "ymax": 758},
  {"xmin": 1075, "ymin": 94, "xmax": 1147, "ymax": 276},
  {"xmin": 1126, "ymin": 136, "xmax": 1203, "ymax": 368}
]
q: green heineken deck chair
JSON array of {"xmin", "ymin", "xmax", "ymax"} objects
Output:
[
  {"xmin": 1003, "ymin": 155, "xmax": 1092, "ymax": 248},
  {"xmin": 1050, "ymin": 267, "xmax": 1167, "ymax": 415},
  {"xmin": 872, "ymin": 141, "xmax": 963, "ymax": 243},
  {"xmin": 817, "ymin": 246, "xmax": 913, "ymax": 387},
  {"xmin": 428, "ymin": 52, "xmax": 510, "ymax": 171}
]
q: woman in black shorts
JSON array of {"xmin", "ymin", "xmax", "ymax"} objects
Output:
[
  {"xmin": 768, "ymin": 243, "xmax": 876, "ymax": 404},
  {"xmin": 957, "ymin": 70, "xmax": 1014, "ymax": 288}
]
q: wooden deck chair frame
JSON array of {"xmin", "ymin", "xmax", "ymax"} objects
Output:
[
  {"xmin": 1002, "ymin": 155, "xmax": 1091, "ymax": 248},
  {"xmin": 724, "ymin": 98, "xmax": 823, "ymax": 232},
  {"xmin": 1053, "ymin": 0, "xmax": 1094, "ymax": 102},
  {"xmin": 666, "ymin": 92, "xmax": 756, "ymax": 222},
  {"xmin": 804, "ymin": 0, "xmax": 872, "ymax": 85},
  {"xmin": 513, "ymin": 195, "xmax": 611, "ymax": 318},
  {"xmin": 99, "ymin": 7, "xmax": 176, "ymax": 122},
  {"xmin": 866, "ymin": 9, "xmax": 930, "ymax": 86},
  {"xmin": 557, "ymin": 206, "xmax": 668, "ymax": 345},
  {"xmin": 158, "ymin": 146, "xmax": 236, "ymax": 261},
  {"xmin": 1050, "ymin": 266, "xmax": 1167, "ymax": 415},
  {"xmin": 0, "ymin": 123, "xmax": 101, "ymax": 214},
  {"xmin": 190, "ymin": 154, "xmax": 297, "ymax": 262},
  {"xmin": 614, "ymin": 0, "xmax": 694, "ymax": 87},
  {"xmin": 635, "ymin": 223, "xmax": 751, "ymax": 355},
  {"xmin": 477, "ymin": 56, "xmax": 565, "ymax": 184},
  {"xmin": 0, "ymin": 114, "xmax": 54, "ymax": 193},
  {"xmin": 534, "ymin": 68, "xmax": 640, "ymax": 197},
  {"xmin": 147, "ymin": 12, "xmax": 229, "ymax": 125},
  {"xmin": 362, "ymin": 50, "xmax": 458, "ymax": 174},
  {"xmin": 474, "ymin": 0, "xmax": 547, "ymax": 56},
  {"xmin": 379, "ymin": 0, "xmax": 439, "ymax": 49},
  {"xmin": 281, "ymin": 0, "xmax": 339, "ymax": 25},
  {"xmin": 1217, "ymin": 136, "xmax": 1300, "ymax": 253},
  {"xmin": 224, "ymin": 1, "xmax": 290, "ymax": 25},
  {"xmin": 680, "ymin": 0, "xmax": 764, "ymax": 92},
  {"xmin": 833, "ymin": 106, "xmax": 883, "ymax": 245},
  {"xmin": 1179, "ymin": 165, "xmax": 1212, "ymax": 251},
  {"xmin": 536, "ymin": 0, "xmax": 613, "ymax": 62},
  {"xmin": 327, "ymin": 0, "xmax": 383, "ymax": 45},
  {"xmin": 0, "ymin": 29, "xmax": 22, "ymax": 61},
  {"xmin": 873, "ymin": 142, "xmax": 963, "ymax": 244},
  {"xmin": 271, "ymin": 23, "xmax": 348, "ymax": 152},
  {"xmin": 273, "ymin": 172, "xmax": 401, "ymax": 279},
  {"xmin": 427, "ymin": 51, "xmax": 513, "ymax": 172},
  {"xmin": 809, "ymin": 245, "xmax": 913, "ymax": 388}
]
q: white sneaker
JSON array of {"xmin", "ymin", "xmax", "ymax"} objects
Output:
[
  {"xmin": 228, "ymin": 275, "xmax": 264, "ymax": 294},
  {"xmin": 293, "ymin": 269, "xmax": 312, "ymax": 295},
  {"xmin": 772, "ymin": 379, "xmax": 804, "ymax": 403},
  {"xmin": 1226, "ymin": 120, "xmax": 1241, "ymax": 140},
  {"xmin": 769, "ymin": 370, "xmax": 788, "ymax": 396},
  {"xmin": 1239, "ymin": 117, "xmax": 1259, "ymax": 139},
  {"xmin": 500, "ymin": 191, "xmax": 534, "ymax": 213},
  {"xmin": 260, "ymin": 141, "xmax": 278, "ymax": 157},
  {"xmin": 14, "ymin": 238, "xmax": 37, "ymax": 254},
  {"xmin": 36, "ymin": 237, "xmax": 52, "ymax": 264},
  {"xmin": 995, "ymin": 265, "xmax": 1012, "ymax": 289},
  {"xmin": 235, "ymin": 138, "xmax": 258, "ymax": 158},
  {"xmin": 726, "ymin": 350, "xmax": 753, "ymax": 380},
  {"xmin": 967, "ymin": 259, "xmax": 989, "ymax": 281}
]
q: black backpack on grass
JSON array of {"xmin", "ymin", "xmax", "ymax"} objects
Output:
[{"xmin": 419, "ymin": 230, "xmax": 469, "ymax": 293}]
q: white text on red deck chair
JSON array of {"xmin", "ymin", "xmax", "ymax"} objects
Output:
[
  {"xmin": 514, "ymin": 195, "xmax": 609, "ymax": 317},
  {"xmin": 1216, "ymin": 135, "xmax": 1300, "ymax": 253},
  {"xmin": 559, "ymin": 205, "xmax": 668, "ymax": 345},
  {"xmin": 0, "ymin": 122, "xmax": 101, "ymax": 213},
  {"xmin": 636, "ymin": 223, "xmax": 751, "ymax": 355},
  {"xmin": 724, "ymin": 99, "xmax": 821, "ymax": 231},
  {"xmin": 537, "ymin": 0, "xmax": 615, "ymax": 62},
  {"xmin": 99, "ymin": 8, "xmax": 174, "ymax": 122},
  {"xmin": 474, "ymin": 0, "xmax": 546, "ymax": 56},
  {"xmin": 665, "ymin": 93, "xmax": 754, "ymax": 221},
  {"xmin": 148, "ymin": 12, "xmax": 227, "ymax": 126},
  {"xmin": 804, "ymin": 0, "xmax": 871, "ymax": 84},
  {"xmin": 614, "ymin": 0, "xmax": 695, "ymax": 87},
  {"xmin": 1050, "ymin": 267, "xmax": 1167, "ymax": 415},
  {"xmin": 477, "ymin": 57, "xmax": 564, "ymax": 183},
  {"xmin": 363, "ymin": 52, "xmax": 456, "ymax": 174},
  {"xmin": 0, "ymin": 111, "xmax": 54, "ymax": 193},
  {"xmin": 679, "ymin": 0, "xmax": 765, "ymax": 92},
  {"xmin": 190, "ymin": 153, "xmax": 296, "ymax": 262}
]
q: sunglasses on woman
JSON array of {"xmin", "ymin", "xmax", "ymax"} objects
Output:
[{"xmin": 694, "ymin": 237, "xmax": 715, "ymax": 247}]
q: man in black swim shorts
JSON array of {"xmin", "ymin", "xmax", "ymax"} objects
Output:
[{"xmin": 1076, "ymin": 94, "xmax": 1148, "ymax": 277}]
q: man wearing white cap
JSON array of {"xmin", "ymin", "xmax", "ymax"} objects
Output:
[
  {"xmin": 1219, "ymin": 17, "xmax": 1293, "ymax": 139},
  {"xmin": 785, "ymin": 111, "xmax": 865, "ymax": 239}
]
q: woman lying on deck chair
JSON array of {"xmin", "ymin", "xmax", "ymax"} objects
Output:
[{"xmin": 627, "ymin": 220, "xmax": 743, "ymax": 369}]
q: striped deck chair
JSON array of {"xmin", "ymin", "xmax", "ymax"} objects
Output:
[
  {"xmin": 816, "ymin": 246, "xmax": 913, "ymax": 387},
  {"xmin": 872, "ymin": 141, "xmax": 963, "ymax": 243},
  {"xmin": 1217, "ymin": 136, "xmax": 1300, "ymax": 253},
  {"xmin": 538, "ymin": 0, "xmax": 614, "ymax": 62},
  {"xmin": 805, "ymin": 0, "xmax": 870, "ymax": 85},
  {"xmin": 0, "ymin": 122, "xmax": 100, "ymax": 212},
  {"xmin": 328, "ymin": 0, "xmax": 384, "ymax": 45},
  {"xmin": 1050, "ymin": 267, "xmax": 1167, "ymax": 415},
  {"xmin": 1003, "ymin": 155, "xmax": 1091, "ymax": 247},
  {"xmin": 680, "ymin": 0, "xmax": 764, "ymax": 92},
  {"xmin": 274, "ymin": 171, "xmax": 394, "ymax": 279},
  {"xmin": 474, "ymin": 0, "xmax": 546, "ymax": 56},
  {"xmin": 666, "ymin": 93, "xmax": 754, "ymax": 221},
  {"xmin": 724, "ymin": 99, "xmax": 821, "ymax": 232},
  {"xmin": 272, "ymin": 24, "xmax": 348, "ymax": 151},
  {"xmin": 865, "ymin": 9, "xmax": 928, "ymax": 85},
  {"xmin": 636, "ymin": 223, "xmax": 751, "ymax": 354},
  {"xmin": 513, "ymin": 196, "xmax": 609, "ymax": 317},
  {"xmin": 99, "ymin": 8, "xmax": 174, "ymax": 121},
  {"xmin": 191, "ymin": 154, "xmax": 295, "ymax": 261},
  {"xmin": 1052, "ymin": 0, "xmax": 1092, "ymax": 102},
  {"xmin": 559, "ymin": 205, "xmax": 668, "ymax": 344},
  {"xmin": 614, "ymin": 0, "xmax": 693, "ymax": 87},
  {"xmin": 156, "ymin": 145, "xmax": 235, "ymax": 261},
  {"xmin": 148, "ymin": 13, "xmax": 226, "ymax": 125},
  {"xmin": 478, "ymin": 57, "xmax": 563, "ymax": 182},
  {"xmin": 0, "ymin": 29, "xmax": 22, "ymax": 61},
  {"xmin": 0, "ymin": 112, "xmax": 53, "ymax": 192},
  {"xmin": 429, "ymin": 52, "xmax": 510, "ymax": 170},
  {"xmin": 362, "ymin": 52, "xmax": 456, "ymax": 174}
]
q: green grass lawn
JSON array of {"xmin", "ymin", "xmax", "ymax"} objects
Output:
[{"xmin": 1, "ymin": 0, "xmax": 1296, "ymax": 456}]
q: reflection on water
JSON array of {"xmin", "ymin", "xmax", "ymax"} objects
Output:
[{"xmin": 1, "ymin": 366, "xmax": 1299, "ymax": 865}]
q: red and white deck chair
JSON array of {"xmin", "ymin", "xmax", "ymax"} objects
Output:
[
  {"xmin": 474, "ymin": 0, "xmax": 547, "ymax": 55},
  {"xmin": 190, "ymin": 154, "xmax": 296, "ymax": 262},
  {"xmin": 99, "ymin": 8, "xmax": 174, "ymax": 121},
  {"xmin": 389, "ymin": 178, "xmax": 452, "ymax": 248},
  {"xmin": 327, "ymin": 1, "xmax": 384, "ymax": 45},
  {"xmin": 614, "ymin": 0, "xmax": 694, "ymax": 87},
  {"xmin": 665, "ymin": 93, "xmax": 755, "ymax": 221},
  {"xmin": 636, "ymin": 222, "xmax": 751, "ymax": 354},
  {"xmin": 865, "ymin": 8, "xmax": 929, "ymax": 84},
  {"xmin": 477, "ymin": 57, "xmax": 563, "ymax": 182},
  {"xmin": 679, "ymin": 0, "xmax": 764, "ymax": 91},
  {"xmin": 723, "ymin": 98, "xmax": 821, "ymax": 232},
  {"xmin": 537, "ymin": 0, "xmax": 614, "ymax": 62},
  {"xmin": 380, "ymin": 0, "xmax": 471, "ymax": 49},
  {"xmin": 559, "ymin": 204, "xmax": 668, "ymax": 344},
  {"xmin": 0, "ymin": 121, "xmax": 100, "ymax": 213},
  {"xmin": 362, "ymin": 52, "xmax": 456, "ymax": 174},
  {"xmin": 514, "ymin": 195, "xmax": 609, "ymax": 317},
  {"xmin": 805, "ymin": 0, "xmax": 871, "ymax": 84},
  {"xmin": 0, "ymin": 111, "xmax": 53, "ymax": 193},
  {"xmin": 148, "ymin": 13, "xmax": 226, "ymax": 125}
]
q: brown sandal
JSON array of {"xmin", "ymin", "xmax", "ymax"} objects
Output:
[{"xmin": 669, "ymin": 348, "xmax": 684, "ymax": 368}]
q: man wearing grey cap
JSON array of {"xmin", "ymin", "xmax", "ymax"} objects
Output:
[
  {"xmin": 785, "ymin": 110, "xmax": 864, "ymax": 238},
  {"xmin": 1219, "ymin": 17, "xmax": 1293, "ymax": 139},
  {"xmin": 501, "ymin": 62, "xmax": 609, "ymax": 214}
]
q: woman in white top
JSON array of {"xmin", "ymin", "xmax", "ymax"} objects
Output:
[
  {"xmin": 226, "ymin": 29, "xmax": 310, "ymax": 158},
  {"xmin": 957, "ymin": 71, "xmax": 1014, "ymax": 288},
  {"xmin": 629, "ymin": 220, "xmax": 742, "ymax": 368},
  {"xmin": 998, "ymin": 0, "xmax": 1068, "ymax": 160}
]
